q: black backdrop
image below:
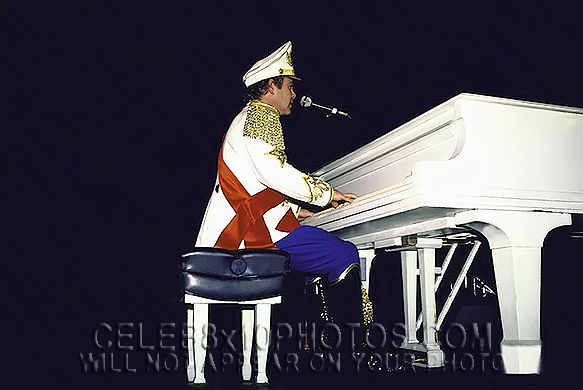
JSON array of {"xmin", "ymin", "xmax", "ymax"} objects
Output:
[{"xmin": 3, "ymin": 2, "xmax": 583, "ymax": 389}]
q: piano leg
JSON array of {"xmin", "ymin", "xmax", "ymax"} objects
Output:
[
  {"xmin": 418, "ymin": 248, "xmax": 445, "ymax": 368},
  {"xmin": 491, "ymin": 246, "xmax": 543, "ymax": 374},
  {"xmin": 400, "ymin": 250, "xmax": 421, "ymax": 350},
  {"xmin": 397, "ymin": 240, "xmax": 445, "ymax": 367},
  {"xmin": 456, "ymin": 210, "xmax": 571, "ymax": 374}
]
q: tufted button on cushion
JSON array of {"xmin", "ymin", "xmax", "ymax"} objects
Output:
[{"xmin": 230, "ymin": 258, "xmax": 247, "ymax": 275}]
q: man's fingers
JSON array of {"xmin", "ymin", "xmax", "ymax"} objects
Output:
[
  {"xmin": 331, "ymin": 189, "xmax": 358, "ymax": 208},
  {"xmin": 343, "ymin": 193, "xmax": 358, "ymax": 202},
  {"xmin": 339, "ymin": 192, "xmax": 357, "ymax": 203}
]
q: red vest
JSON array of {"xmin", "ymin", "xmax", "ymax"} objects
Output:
[{"xmin": 214, "ymin": 144, "xmax": 299, "ymax": 250}]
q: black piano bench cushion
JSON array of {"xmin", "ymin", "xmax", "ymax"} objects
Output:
[{"xmin": 180, "ymin": 248, "xmax": 291, "ymax": 301}]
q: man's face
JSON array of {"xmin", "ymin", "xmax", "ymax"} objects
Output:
[{"xmin": 271, "ymin": 77, "xmax": 296, "ymax": 116}]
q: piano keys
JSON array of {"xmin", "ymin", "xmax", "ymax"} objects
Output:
[{"xmin": 303, "ymin": 93, "xmax": 583, "ymax": 374}]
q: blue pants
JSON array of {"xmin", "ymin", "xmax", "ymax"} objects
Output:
[{"xmin": 275, "ymin": 226, "xmax": 359, "ymax": 284}]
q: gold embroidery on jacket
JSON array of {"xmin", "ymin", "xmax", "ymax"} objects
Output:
[
  {"xmin": 243, "ymin": 101, "xmax": 284, "ymax": 149},
  {"xmin": 265, "ymin": 148, "xmax": 287, "ymax": 167},
  {"xmin": 244, "ymin": 100, "xmax": 287, "ymax": 167},
  {"xmin": 303, "ymin": 176, "xmax": 331, "ymax": 203}
]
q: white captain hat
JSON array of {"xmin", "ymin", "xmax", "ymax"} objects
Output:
[{"xmin": 242, "ymin": 41, "xmax": 301, "ymax": 87}]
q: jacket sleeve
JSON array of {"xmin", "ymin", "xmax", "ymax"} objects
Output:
[{"xmin": 241, "ymin": 136, "xmax": 333, "ymax": 208}]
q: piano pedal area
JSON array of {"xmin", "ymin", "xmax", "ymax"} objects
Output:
[
  {"xmin": 282, "ymin": 233, "xmax": 503, "ymax": 375},
  {"xmin": 360, "ymin": 232, "xmax": 503, "ymax": 373}
]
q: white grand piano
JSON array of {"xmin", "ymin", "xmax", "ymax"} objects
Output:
[{"xmin": 304, "ymin": 93, "xmax": 583, "ymax": 374}]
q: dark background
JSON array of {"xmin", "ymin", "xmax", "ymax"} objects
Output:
[{"xmin": 3, "ymin": 1, "xmax": 583, "ymax": 389}]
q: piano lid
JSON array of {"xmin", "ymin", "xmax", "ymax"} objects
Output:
[
  {"xmin": 308, "ymin": 93, "xmax": 583, "ymax": 223},
  {"xmin": 313, "ymin": 93, "xmax": 583, "ymax": 181}
]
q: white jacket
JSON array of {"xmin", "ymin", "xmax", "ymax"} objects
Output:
[{"xmin": 195, "ymin": 100, "xmax": 333, "ymax": 249}]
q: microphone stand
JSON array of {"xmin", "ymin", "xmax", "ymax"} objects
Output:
[
  {"xmin": 300, "ymin": 96, "xmax": 352, "ymax": 119},
  {"xmin": 314, "ymin": 103, "xmax": 352, "ymax": 119}
]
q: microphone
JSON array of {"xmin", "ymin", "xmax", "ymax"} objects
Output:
[{"xmin": 299, "ymin": 96, "xmax": 351, "ymax": 119}]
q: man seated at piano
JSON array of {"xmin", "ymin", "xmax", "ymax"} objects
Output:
[{"xmin": 194, "ymin": 41, "xmax": 373, "ymax": 341}]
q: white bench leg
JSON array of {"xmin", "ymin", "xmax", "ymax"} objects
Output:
[
  {"xmin": 186, "ymin": 306, "xmax": 195, "ymax": 382},
  {"xmin": 241, "ymin": 309, "xmax": 254, "ymax": 381},
  {"xmin": 193, "ymin": 303, "xmax": 209, "ymax": 384},
  {"xmin": 183, "ymin": 295, "xmax": 281, "ymax": 385},
  {"xmin": 255, "ymin": 303, "xmax": 271, "ymax": 384}
]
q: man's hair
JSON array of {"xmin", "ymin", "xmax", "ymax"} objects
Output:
[{"xmin": 243, "ymin": 76, "xmax": 285, "ymax": 102}]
